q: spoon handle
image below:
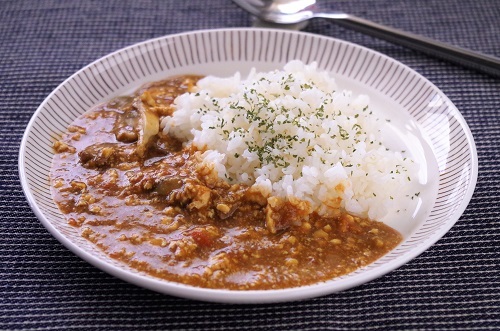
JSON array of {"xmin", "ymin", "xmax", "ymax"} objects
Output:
[{"xmin": 319, "ymin": 13, "xmax": 500, "ymax": 78}]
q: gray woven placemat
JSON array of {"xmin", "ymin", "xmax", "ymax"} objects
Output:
[{"xmin": 1, "ymin": 0, "xmax": 499, "ymax": 330}]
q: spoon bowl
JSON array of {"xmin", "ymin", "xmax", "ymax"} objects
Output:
[{"xmin": 235, "ymin": 0, "xmax": 347, "ymax": 24}]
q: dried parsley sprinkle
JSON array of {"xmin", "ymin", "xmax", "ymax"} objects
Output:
[
  {"xmin": 338, "ymin": 126, "xmax": 349, "ymax": 140},
  {"xmin": 183, "ymin": 68, "xmax": 416, "ymax": 191}
]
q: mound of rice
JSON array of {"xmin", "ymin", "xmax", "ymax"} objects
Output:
[{"xmin": 161, "ymin": 60, "xmax": 418, "ymax": 220}]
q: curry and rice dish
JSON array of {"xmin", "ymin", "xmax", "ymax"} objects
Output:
[{"xmin": 51, "ymin": 61, "xmax": 418, "ymax": 290}]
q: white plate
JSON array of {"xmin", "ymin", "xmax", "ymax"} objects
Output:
[{"xmin": 19, "ymin": 28, "xmax": 478, "ymax": 303}]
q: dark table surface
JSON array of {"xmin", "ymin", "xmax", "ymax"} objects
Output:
[{"xmin": 1, "ymin": 0, "xmax": 499, "ymax": 330}]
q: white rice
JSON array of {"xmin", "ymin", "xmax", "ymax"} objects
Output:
[{"xmin": 161, "ymin": 60, "xmax": 418, "ymax": 220}]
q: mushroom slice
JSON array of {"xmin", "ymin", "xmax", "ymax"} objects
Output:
[{"xmin": 135, "ymin": 93, "xmax": 160, "ymax": 157}]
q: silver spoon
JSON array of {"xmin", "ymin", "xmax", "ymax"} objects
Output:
[{"xmin": 233, "ymin": 0, "xmax": 500, "ymax": 78}]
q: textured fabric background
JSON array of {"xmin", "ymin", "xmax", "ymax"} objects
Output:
[{"xmin": 1, "ymin": 0, "xmax": 499, "ymax": 330}]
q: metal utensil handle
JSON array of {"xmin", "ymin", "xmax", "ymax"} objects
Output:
[{"xmin": 320, "ymin": 13, "xmax": 500, "ymax": 78}]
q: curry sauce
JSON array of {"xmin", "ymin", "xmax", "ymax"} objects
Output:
[{"xmin": 51, "ymin": 75, "xmax": 402, "ymax": 290}]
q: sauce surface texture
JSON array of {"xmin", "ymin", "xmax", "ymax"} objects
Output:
[{"xmin": 51, "ymin": 75, "xmax": 402, "ymax": 290}]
